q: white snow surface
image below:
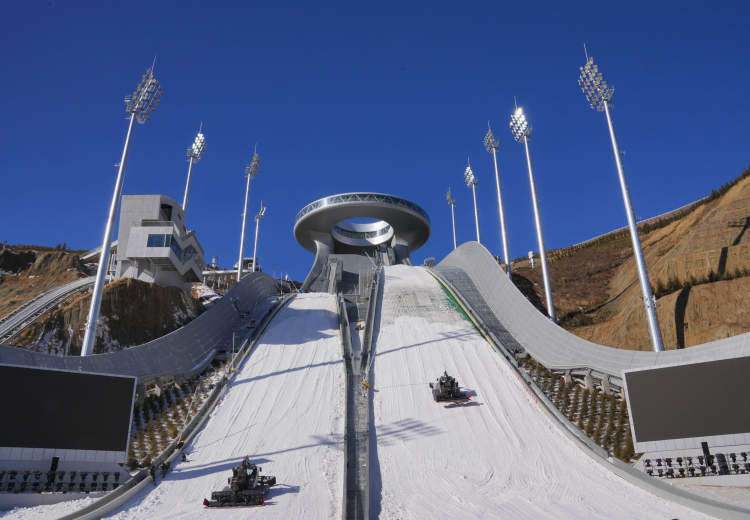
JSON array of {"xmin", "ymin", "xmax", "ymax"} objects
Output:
[
  {"xmin": 191, "ymin": 283, "xmax": 221, "ymax": 309},
  {"xmin": 370, "ymin": 265, "xmax": 714, "ymax": 520},
  {"xmin": 104, "ymin": 292, "xmax": 345, "ymax": 520},
  {"xmin": 0, "ymin": 497, "xmax": 99, "ymax": 519}
]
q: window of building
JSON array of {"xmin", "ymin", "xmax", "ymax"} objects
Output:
[
  {"xmin": 182, "ymin": 245, "xmax": 197, "ymax": 263},
  {"xmin": 147, "ymin": 234, "xmax": 169, "ymax": 247},
  {"xmin": 147, "ymin": 234, "xmax": 183, "ymax": 260},
  {"xmin": 159, "ymin": 204, "xmax": 173, "ymax": 222},
  {"xmin": 169, "ymin": 238, "xmax": 183, "ymax": 260}
]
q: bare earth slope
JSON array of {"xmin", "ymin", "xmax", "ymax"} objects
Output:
[
  {"xmin": 0, "ymin": 249, "xmax": 87, "ymax": 320},
  {"xmin": 371, "ymin": 265, "xmax": 712, "ymax": 519},
  {"xmin": 513, "ymin": 166, "xmax": 750, "ymax": 350},
  {"xmin": 13, "ymin": 277, "xmax": 202, "ymax": 355}
]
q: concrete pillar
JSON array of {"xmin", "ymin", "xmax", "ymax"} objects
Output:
[{"xmin": 584, "ymin": 370, "xmax": 594, "ymax": 391}]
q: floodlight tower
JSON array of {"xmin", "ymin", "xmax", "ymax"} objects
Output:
[
  {"xmin": 446, "ymin": 188, "xmax": 457, "ymax": 249},
  {"xmin": 510, "ymin": 106, "xmax": 555, "ymax": 321},
  {"xmin": 81, "ymin": 65, "xmax": 163, "ymax": 357},
  {"xmin": 182, "ymin": 125, "xmax": 206, "ymax": 212},
  {"xmin": 578, "ymin": 54, "xmax": 664, "ymax": 352},
  {"xmin": 464, "ymin": 160, "xmax": 481, "ymax": 243},
  {"xmin": 237, "ymin": 150, "xmax": 260, "ymax": 282},
  {"xmin": 251, "ymin": 203, "xmax": 267, "ymax": 273},
  {"xmin": 484, "ymin": 124, "xmax": 511, "ymax": 278}
]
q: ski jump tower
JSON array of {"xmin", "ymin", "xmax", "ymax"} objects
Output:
[{"xmin": 294, "ymin": 192, "xmax": 430, "ymax": 292}]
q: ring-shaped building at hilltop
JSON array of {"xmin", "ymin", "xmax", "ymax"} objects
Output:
[{"xmin": 294, "ymin": 192, "xmax": 430, "ymax": 291}]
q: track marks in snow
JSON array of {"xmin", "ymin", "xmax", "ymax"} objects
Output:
[
  {"xmin": 371, "ymin": 265, "xmax": 713, "ymax": 520},
  {"xmin": 104, "ymin": 293, "xmax": 345, "ymax": 520}
]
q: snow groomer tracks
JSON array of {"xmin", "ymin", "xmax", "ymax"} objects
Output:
[{"xmin": 103, "ymin": 293, "xmax": 346, "ymax": 520}]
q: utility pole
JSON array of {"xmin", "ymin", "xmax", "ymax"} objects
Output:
[
  {"xmin": 463, "ymin": 159, "xmax": 481, "ymax": 244},
  {"xmin": 252, "ymin": 203, "xmax": 267, "ymax": 272},
  {"xmin": 510, "ymin": 106, "xmax": 555, "ymax": 321},
  {"xmin": 237, "ymin": 149, "xmax": 260, "ymax": 282},
  {"xmin": 182, "ymin": 125, "xmax": 206, "ymax": 212},
  {"xmin": 81, "ymin": 63, "xmax": 162, "ymax": 357},
  {"xmin": 578, "ymin": 53, "xmax": 663, "ymax": 351},
  {"xmin": 446, "ymin": 188, "xmax": 457, "ymax": 249},
  {"xmin": 484, "ymin": 124, "xmax": 511, "ymax": 278}
]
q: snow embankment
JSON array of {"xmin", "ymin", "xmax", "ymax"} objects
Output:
[
  {"xmin": 0, "ymin": 497, "xmax": 99, "ymax": 520},
  {"xmin": 370, "ymin": 265, "xmax": 713, "ymax": 520},
  {"xmin": 104, "ymin": 292, "xmax": 345, "ymax": 520}
]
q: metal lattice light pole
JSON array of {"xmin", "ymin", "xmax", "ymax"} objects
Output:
[
  {"xmin": 446, "ymin": 188, "xmax": 457, "ymax": 250},
  {"xmin": 578, "ymin": 53, "xmax": 664, "ymax": 352},
  {"xmin": 81, "ymin": 64, "xmax": 162, "ymax": 357},
  {"xmin": 464, "ymin": 159, "xmax": 481, "ymax": 244},
  {"xmin": 252, "ymin": 203, "xmax": 267, "ymax": 273},
  {"xmin": 182, "ymin": 125, "xmax": 206, "ymax": 212},
  {"xmin": 484, "ymin": 124, "xmax": 511, "ymax": 278},
  {"xmin": 237, "ymin": 149, "xmax": 260, "ymax": 282},
  {"xmin": 510, "ymin": 106, "xmax": 555, "ymax": 321}
]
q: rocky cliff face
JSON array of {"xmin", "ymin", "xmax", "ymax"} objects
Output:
[
  {"xmin": 0, "ymin": 249, "xmax": 36, "ymax": 274},
  {"xmin": 13, "ymin": 277, "xmax": 203, "ymax": 355},
  {"xmin": 513, "ymin": 165, "xmax": 750, "ymax": 350}
]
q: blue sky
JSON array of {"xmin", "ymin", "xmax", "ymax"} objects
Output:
[{"xmin": 1, "ymin": 1, "xmax": 748, "ymax": 281}]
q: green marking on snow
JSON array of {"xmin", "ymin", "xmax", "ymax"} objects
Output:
[{"xmin": 438, "ymin": 282, "xmax": 473, "ymax": 325}]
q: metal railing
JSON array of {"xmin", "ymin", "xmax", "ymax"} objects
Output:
[{"xmin": 295, "ymin": 192, "xmax": 430, "ymax": 225}]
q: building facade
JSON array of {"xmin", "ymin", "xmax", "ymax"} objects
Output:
[{"xmin": 115, "ymin": 195, "xmax": 204, "ymax": 290}]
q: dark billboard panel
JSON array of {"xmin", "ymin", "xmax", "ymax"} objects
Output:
[
  {"xmin": 0, "ymin": 365, "xmax": 135, "ymax": 452},
  {"xmin": 625, "ymin": 356, "xmax": 750, "ymax": 443}
]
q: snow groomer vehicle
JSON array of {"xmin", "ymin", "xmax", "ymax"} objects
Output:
[
  {"xmin": 203, "ymin": 457, "xmax": 276, "ymax": 507},
  {"xmin": 429, "ymin": 371, "xmax": 470, "ymax": 402}
]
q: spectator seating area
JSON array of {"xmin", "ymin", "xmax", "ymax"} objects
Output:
[
  {"xmin": 0, "ymin": 469, "xmax": 124, "ymax": 494},
  {"xmin": 644, "ymin": 451, "xmax": 749, "ymax": 478}
]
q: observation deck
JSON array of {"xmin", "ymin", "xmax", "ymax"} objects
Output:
[{"xmin": 294, "ymin": 192, "xmax": 430, "ymax": 256}]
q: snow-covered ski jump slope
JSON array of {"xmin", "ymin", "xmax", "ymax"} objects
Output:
[
  {"xmin": 370, "ymin": 265, "xmax": 712, "ymax": 520},
  {"xmin": 106, "ymin": 292, "xmax": 345, "ymax": 520}
]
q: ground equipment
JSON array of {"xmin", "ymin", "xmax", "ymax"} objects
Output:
[
  {"xmin": 429, "ymin": 371, "xmax": 470, "ymax": 402},
  {"xmin": 203, "ymin": 457, "xmax": 276, "ymax": 507}
]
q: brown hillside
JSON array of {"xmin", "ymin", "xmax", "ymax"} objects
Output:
[
  {"xmin": 0, "ymin": 248, "xmax": 88, "ymax": 320},
  {"xmin": 14, "ymin": 277, "xmax": 203, "ymax": 355},
  {"xmin": 511, "ymin": 165, "xmax": 750, "ymax": 350}
]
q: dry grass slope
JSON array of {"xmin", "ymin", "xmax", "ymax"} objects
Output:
[{"xmin": 512, "ymin": 165, "xmax": 750, "ymax": 350}]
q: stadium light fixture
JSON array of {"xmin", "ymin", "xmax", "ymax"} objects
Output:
[
  {"xmin": 463, "ymin": 159, "xmax": 481, "ymax": 244},
  {"xmin": 509, "ymin": 106, "xmax": 555, "ymax": 321},
  {"xmin": 578, "ymin": 54, "xmax": 664, "ymax": 352},
  {"xmin": 484, "ymin": 123, "xmax": 511, "ymax": 278},
  {"xmin": 182, "ymin": 124, "xmax": 207, "ymax": 211},
  {"xmin": 237, "ymin": 148, "xmax": 261, "ymax": 282},
  {"xmin": 446, "ymin": 187, "xmax": 457, "ymax": 250},
  {"xmin": 252, "ymin": 202, "xmax": 267, "ymax": 273},
  {"xmin": 81, "ymin": 63, "xmax": 162, "ymax": 357}
]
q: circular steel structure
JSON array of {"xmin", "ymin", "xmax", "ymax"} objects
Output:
[{"xmin": 294, "ymin": 192, "xmax": 430, "ymax": 255}]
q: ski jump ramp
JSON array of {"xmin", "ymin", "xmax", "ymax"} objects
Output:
[
  {"xmin": 370, "ymin": 265, "xmax": 711, "ymax": 519},
  {"xmin": 434, "ymin": 242, "xmax": 750, "ymax": 385},
  {"xmin": 104, "ymin": 293, "xmax": 345, "ymax": 520}
]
